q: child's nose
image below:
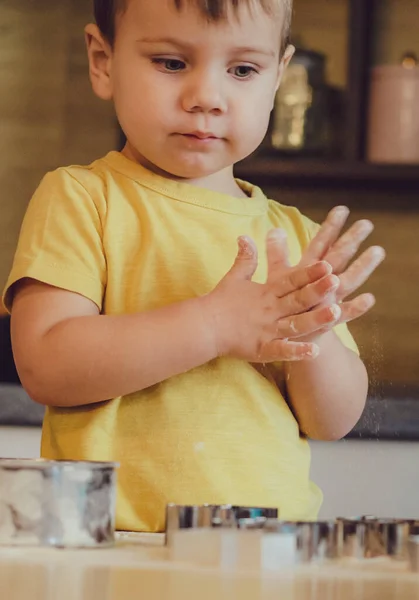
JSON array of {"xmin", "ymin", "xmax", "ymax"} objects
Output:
[{"xmin": 181, "ymin": 71, "xmax": 228, "ymax": 114}]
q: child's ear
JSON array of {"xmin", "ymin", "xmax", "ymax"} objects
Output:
[
  {"xmin": 85, "ymin": 24, "xmax": 113, "ymax": 101},
  {"xmin": 275, "ymin": 44, "xmax": 295, "ymax": 92}
]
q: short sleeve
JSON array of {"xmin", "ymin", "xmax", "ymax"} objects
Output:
[{"xmin": 2, "ymin": 168, "xmax": 107, "ymax": 312}]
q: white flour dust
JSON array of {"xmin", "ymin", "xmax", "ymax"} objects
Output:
[{"xmin": 363, "ymin": 316, "xmax": 385, "ymax": 437}]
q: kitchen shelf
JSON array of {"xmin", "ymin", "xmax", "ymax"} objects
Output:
[
  {"xmin": 235, "ymin": 154, "xmax": 419, "ymax": 189},
  {"xmin": 239, "ymin": 0, "xmax": 419, "ymax": 193}
]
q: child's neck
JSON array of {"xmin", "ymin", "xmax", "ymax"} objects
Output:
[{"xmin": 121, "ymin": 146, "xmax": 248, "ymax": 199}]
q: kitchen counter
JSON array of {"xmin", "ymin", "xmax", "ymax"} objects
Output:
[{"xmin": 2, "ymin": 533, "xmax": 419, "ymax": 600}]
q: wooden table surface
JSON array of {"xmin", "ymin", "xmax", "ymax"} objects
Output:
[{"xmin": 2, "ymin": 533, "xmax": 419, "ymax": 600}]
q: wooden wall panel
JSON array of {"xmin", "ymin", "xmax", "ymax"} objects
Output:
[{"xmin": 0, "ymin": 1, "xmax": 117, "ymax": 289}]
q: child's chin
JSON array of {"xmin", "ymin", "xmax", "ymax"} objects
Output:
[{"xmin": 161, "ymin": 158, "xmax": 226, "ymax": 180}]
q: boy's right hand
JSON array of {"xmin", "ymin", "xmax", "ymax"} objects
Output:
[{"xmin": 203, "ymin": 230, "xmax": 341, "ymax": 363}]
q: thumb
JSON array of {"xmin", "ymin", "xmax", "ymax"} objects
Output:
[{"xmin": 227, "ymin": 236, "xmax": 258, "ymax": 281}]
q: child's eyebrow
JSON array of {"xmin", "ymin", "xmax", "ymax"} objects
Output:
[{"xmin": 137, "ymin": 36, "xmax": 276, "ymax": 58}]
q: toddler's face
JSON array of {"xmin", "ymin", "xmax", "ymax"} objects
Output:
[{"xmin": 107, "ymin": 0, "xmax": 290, "ymax": 179}]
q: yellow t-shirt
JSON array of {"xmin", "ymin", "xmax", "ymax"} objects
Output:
[{"xmin": 3, "ymin": 151, "xmax": 358, "ymax": 532}]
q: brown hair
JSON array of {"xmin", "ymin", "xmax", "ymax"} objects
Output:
[{"xmin": 93, "ymin": 0, "xmax": 292, "ymax": 54}]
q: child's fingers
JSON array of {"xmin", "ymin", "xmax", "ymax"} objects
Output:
[
  {"xmin": 301, "ymin": 206, "xmax": 349, "ymax": 264},
  {"xmin": 277, "ymin": 274, "xmax": 340, "ymax": 316},
  {"xmin": 271, "ymin": 260, "xmax": 332, "ymax": 297},
  {"xmin": 338, "ymin": 293, "xmax": 376, "ymax": 323},
  {"xmin": 275, "ymin": 303, "xmax": 341, "ymax": 339},
  {"xmin": 325, "ymin": 219, "xmax": 375, "ymax": 274},
  {"xmin": 337, "ymin": 246, "xmax": 386, "ymax": 300}
]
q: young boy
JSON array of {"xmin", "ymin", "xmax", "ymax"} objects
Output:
[{"xmin": 3, "ymin": 0, "xmax": 384, "ymax": 532}]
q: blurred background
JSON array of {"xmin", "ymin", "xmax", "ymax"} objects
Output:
[
  {"xmin": 1, "ymin": 0, "xmax": 419, "ymax": 517},
  {"xmin": 2, "ymin": 0, "xmax": 419, "ymax": 394}
]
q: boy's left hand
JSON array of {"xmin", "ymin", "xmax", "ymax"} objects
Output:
[{"xmin": 299, "ymin": 206, "xmax": 385, "ymax": 333}]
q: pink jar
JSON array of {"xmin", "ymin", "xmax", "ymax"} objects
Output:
[{"xmin": 367, "ymin": 61, "xmax": 419, "ymax": 164}]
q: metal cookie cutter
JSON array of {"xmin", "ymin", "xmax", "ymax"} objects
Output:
[
  {"xmin": 266, "ymin": 520, "xmax": 340, "ymax": 564},
  {"xmin": 165, "ymin": 504, "xmax": 278, "ymax": 538},
  {"xmin": 165, "ymin": 504, "xmax": 278, "ymax": 569},
  {"xmin": 0, "ymin": 458, "xmax": 118, "ymax": 548},
  {"xmin": 407, "ymin": 520, "xmax": 419, "ymax": 536},
  {"xmin": 407, "ymin": 535, "xmax": 419, "ymax": 571},
  {"xmin": 336, "ymin": 517, "xmax": 367, "ymax": 559},
  {"xmin": 364, "ymin": 519, "xmax": 411, "ymax": 559},
  {"xmin": 337, "ymin": 517, "xmax": 411, "ymax": 559}
]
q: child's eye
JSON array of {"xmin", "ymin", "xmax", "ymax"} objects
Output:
[
  {"xmin": 152, "ymin": 58, "xmax": 186, "ymax": 72},
  {"xmin": 231, "ymin": 65, "xmax": 258, "ymax": 79}
]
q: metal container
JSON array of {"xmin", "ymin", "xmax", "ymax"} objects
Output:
[{"xmin": 0, "ymin": 459, "xmax": 118, "ymax": 548}]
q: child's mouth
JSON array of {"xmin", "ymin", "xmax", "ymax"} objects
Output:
[{"xmin": 180, "ymin": 132, "xmax": 221, "ymax": 144}]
